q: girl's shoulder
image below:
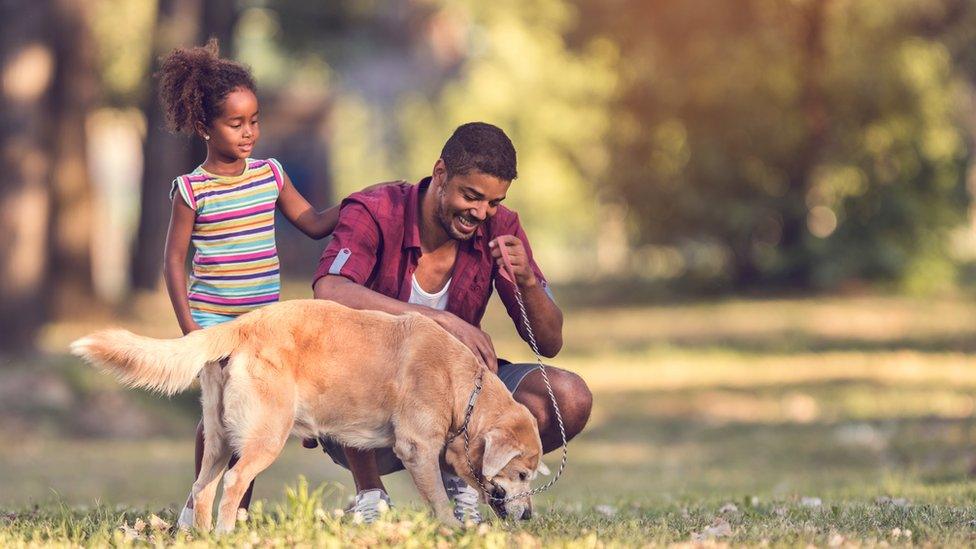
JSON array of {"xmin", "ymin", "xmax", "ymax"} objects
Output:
[
  {"xmin": 246, "ymin": 158, "xmax": 285, "ymax": 191},
  {"xmin": 169, "ymin": 170, "xmax": 210, "ymax": 210}
]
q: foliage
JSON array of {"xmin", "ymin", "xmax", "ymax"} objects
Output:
[
  {"xmin": 269, "ymin": 0, "xmax": 618, "ymax": 278},
  {"xmin": 575, "ymin": 0, "xmax": 975, "ymax": 290}
]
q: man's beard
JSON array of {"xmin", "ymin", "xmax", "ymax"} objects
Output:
[{"xmin": 436, "ymin": 188, "xmax": 479, "ymax": 241}]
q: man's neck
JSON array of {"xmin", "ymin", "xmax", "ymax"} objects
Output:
[{"xmin": 418, "ymin": 184, "xmax": 456, "ymax": 254}]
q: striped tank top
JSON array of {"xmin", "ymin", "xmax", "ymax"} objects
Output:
[{"xmin": 170, "ymin": 158, "xmax": 283, "ymax": 323}]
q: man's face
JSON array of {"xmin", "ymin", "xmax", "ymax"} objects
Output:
[{"xmin": 434, "ymin": 167, "xmax": 511, "ymax": 241}]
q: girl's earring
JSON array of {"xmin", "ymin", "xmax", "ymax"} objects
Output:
[{"xmin": 204, "ymin": 135, "xmax": 210, "ymax": 141}]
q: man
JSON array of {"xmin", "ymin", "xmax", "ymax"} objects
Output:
[{"xmin": 312, "ymin": 122, "xmax": 592, "ymax": 523}]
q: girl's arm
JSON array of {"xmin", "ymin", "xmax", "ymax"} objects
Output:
[
  {"xmin": 277, "ymin": 169, "xmax": 406, "ymax": 239},
  {"xmin": 163, "ymin": 195, "xmax": 201, "ymax": 335}
]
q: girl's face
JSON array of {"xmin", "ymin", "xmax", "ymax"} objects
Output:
[{"xmin": 202, "ymin": 87, "xmax": 260, "ymax": 160}]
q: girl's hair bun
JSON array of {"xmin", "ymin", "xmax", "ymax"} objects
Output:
[{"xmin": 157, "ymin": 38, "xmax": 256, "ymax": 135}]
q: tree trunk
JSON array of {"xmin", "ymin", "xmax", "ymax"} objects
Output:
[
  {"xmin": 0, "ymin": 1, "xmax": 55, "ymax": 353},
  {"xmin": 129, "ymin": 0, "xmax": 204, "ymax": 291},
  {"xmin": 46, "ymin": 0, "xmax": 100, "ymax": 318},
  {"xmin": 779, "ymin": 0, "xmax": 830, "ymax": 287},
  {"xmin": 130, "ymin": 0, "xmax": 240, "ymax": 292}
]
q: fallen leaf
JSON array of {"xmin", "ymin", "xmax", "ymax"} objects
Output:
[
  {"xmin": 692, "ymin": 517, "xmax": 733, "ymax": 540},
  {"xmin": 119, "ymin": 522, "xmax": 143, "ymax": 541},
  {"xmin": 149, "ymin": 514, "xmax": 169, "ymax": 530}
]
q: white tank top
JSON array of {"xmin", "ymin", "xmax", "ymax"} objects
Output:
[{"xmin": 408, "ymin": 275, "xmax": 451, "ymax": 311}]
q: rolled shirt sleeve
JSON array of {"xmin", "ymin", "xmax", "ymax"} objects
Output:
[{"xmin": 313, "ymin": 200, "xmax": 381, "ymax": 287}]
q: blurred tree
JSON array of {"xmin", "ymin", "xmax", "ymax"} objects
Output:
[
  {"xmin": 1, "ymin": 0, "xmax": 105, "ymax": 352},
  {"xmin": 129, "ymin": 0, "xmax": 240, "ymax": 292},
  {"xmin": 48, "ymin": 0, "xmax": 100, "ymax": 315},
  {"xmin": 0, "ymin": 1, "xmax": 55, "ymax": 352},
  {"xmin": 270, "ymin": 0, "xmax": 617, "ymax": 277},
  {"xmin": 574, "ymin": 0, "xmax": 971, "ymax": 291}
]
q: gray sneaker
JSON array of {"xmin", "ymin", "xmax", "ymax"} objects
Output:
[
  {"xmin": 442, "ymin": 471, "xmax": 483, "ymax": 524},
  {"xmin": 348, "ymin": 489, "xmax": 392, "ymax": 524}
]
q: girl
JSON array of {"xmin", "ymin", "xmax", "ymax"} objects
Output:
[{"xmin": 157, "ymin": 39, "xmax": 388, "ymax": 528}]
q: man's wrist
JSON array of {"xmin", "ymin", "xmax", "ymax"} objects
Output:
[
  {"xmin": 427, "ymin": 308, "xmax": 450, "ymax": 327},
  {"xmin": 518, "ymin": 272, "xmax": 539, "ymax": 290}
]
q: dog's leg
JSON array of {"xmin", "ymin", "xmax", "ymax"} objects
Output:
[
  {"xmin": 213, "ymin": 434, "xmax": 288, "ymax": 534},
  {"xmin": 189, "ymin": 432, "xmax": 231, "ymax": 531},
  {"xmin": 214, "ymin": 381, "xmax": 294, "ymax": 535},
  {"xmin": 394, "ymin": 437, "xmax": 460, "ymax": 527},
  {"xmin": 184, "ymin": 363, "xmax": 231, "ymax": 531}
]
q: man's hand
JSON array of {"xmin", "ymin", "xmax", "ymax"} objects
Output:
[
  {"xmin": 489, "ymin": 235, "xmax": 537, "ymax": 288},
  {"xmin": 432, "ymin": 310, "xmax": 498, "ymax": 373}
]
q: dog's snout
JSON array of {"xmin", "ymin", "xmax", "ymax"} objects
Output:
[{"xmin": 521, "ymin": 507, "xmax": 532, "ymax": 520}]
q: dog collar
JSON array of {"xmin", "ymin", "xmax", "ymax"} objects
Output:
[{"xmin": 446, "ymin": 369, "xmax": 485, "ymax": 444}]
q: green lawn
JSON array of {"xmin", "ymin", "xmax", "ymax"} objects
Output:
[{"xmin": 4, "ymin": 290, "xmax": 976, "ymax": 545}]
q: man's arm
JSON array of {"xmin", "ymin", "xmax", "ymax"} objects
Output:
[
  {"xmin": 490, "ymin": 235, "xmax": 563, "ymax": 357},
  {"xmin": 314, "ymin": 274, "xmax": 422, "ymax": 317},
  {"xmin": 314, "ymin": 275, "xmax": 501, "ymax": 372}
]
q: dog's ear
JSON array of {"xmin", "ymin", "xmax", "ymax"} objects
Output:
[
  {"xmin": 536, "ymin": 461, "xmax": 550, "ymax": 477},
  {"xmin": 482, "ymin": 429, "xmax": 520, "ymax": 479}
]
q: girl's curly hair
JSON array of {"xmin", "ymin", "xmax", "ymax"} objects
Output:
[{"xmin": 157, "ymin": 38, "xmax": 256, "ymax": 135}]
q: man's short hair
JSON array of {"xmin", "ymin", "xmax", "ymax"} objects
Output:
[{"xmin": 440, "ymin": 122, "xmax": 517, "ymax": 182}]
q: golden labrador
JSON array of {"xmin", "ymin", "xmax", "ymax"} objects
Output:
[{"xmin": 71, "ymin": 299, "xmax": 547, "ymax": 532}]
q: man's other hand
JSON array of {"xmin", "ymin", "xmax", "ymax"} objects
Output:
[{"xmin": 432, "ymin": 310, "xmax": 498, "ymax": 373}]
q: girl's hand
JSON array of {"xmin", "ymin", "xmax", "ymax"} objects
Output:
[
  {"xmin": 281, "ymin": 174, "xmax": 411, "ymax": 240},
  {"xmin": 362, "ymin": 179, "xmax": 408, "ymax": 193}
]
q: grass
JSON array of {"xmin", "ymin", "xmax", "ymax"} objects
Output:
[{"xmin": 3, "ymin": 288, "xmax": 976, "ymax": 545}]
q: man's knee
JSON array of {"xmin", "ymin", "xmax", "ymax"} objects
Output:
[
  {"xmin": 519, "ymin": 368, "xmax": 592, "ymax": 441},
  {"xmin": 553, "ymin": 370, "xmax": 592, "ymax": 439}
]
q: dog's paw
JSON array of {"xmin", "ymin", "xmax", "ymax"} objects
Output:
[{"xmin": 436, "ymin": 512, "xmax": 464, "ymax": 529}]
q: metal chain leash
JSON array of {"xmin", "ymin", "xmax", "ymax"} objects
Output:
[{"xmin": 446, "ymin": 243, "xmax": 569, "ymax": 504}]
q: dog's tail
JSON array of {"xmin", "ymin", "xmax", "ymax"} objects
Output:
[{"xmin": 70, "ymin": 323, "xmax": 240, "ymax": 396}]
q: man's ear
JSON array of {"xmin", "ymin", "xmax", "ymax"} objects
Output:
[
  {"xmin": 482, "ymin": 430, "xmax": 520, "ymax": 480},
  {"xmin": 536, "ymin": 461, "xmax": 550, "ymax": 477},
  {"xmin": 432, "ymin": 158, "xmax": 449, "ymax": 187}
]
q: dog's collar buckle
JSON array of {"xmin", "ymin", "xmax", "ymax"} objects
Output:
[
  {"xmin": 466, "ymin": 376, "xmax": 483, "ymax": 408},
  {"xmin": 446, "ymin": 371, "xmax": 485, "ymax": 444}
]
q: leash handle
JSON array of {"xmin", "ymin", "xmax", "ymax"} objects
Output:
[{"xmin": 495, "ymin": 238, "xmax": 517, "ymax": 285}]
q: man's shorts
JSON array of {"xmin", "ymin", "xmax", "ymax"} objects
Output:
[{"xmin": 318, "ymin": 359, "xmax": 541, "ymax": 475}]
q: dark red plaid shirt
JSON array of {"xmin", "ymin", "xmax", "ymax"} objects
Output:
[{"xmin": 313, "ymin": 178, "xmax": 553, "ymax": 327}]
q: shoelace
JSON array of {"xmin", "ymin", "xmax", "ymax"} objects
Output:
[{"xmin": 449, "ymin": 481, "xmax": 483, "ymax": 523}]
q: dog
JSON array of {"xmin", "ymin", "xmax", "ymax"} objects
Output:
[{"xmin": 70, "ymin": 299, "xmax": 548, "ymax": 532}]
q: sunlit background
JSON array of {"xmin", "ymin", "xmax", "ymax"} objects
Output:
[{"xmin": 4, "ymin": 0, "xmax": 976, "ymax": 522}]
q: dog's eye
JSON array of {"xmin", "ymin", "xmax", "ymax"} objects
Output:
[{"xmin": 518, "ymin": 472, "xmax": 528, "ymax": 481}]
